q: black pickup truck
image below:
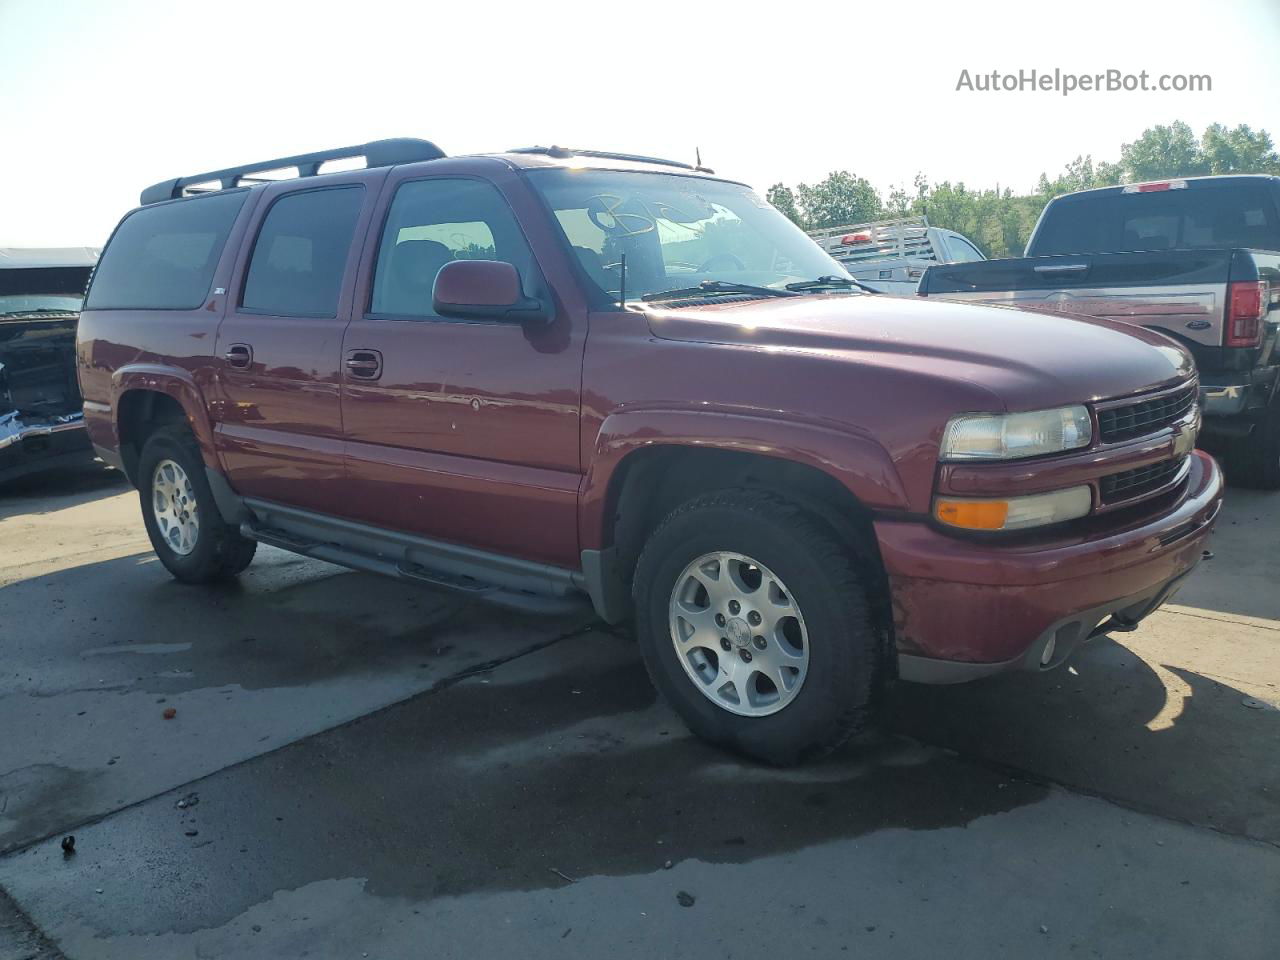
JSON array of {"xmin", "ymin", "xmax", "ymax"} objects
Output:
[{"xmin": 919, "ymin": 175, "xmax": 1280, "ymax": 487}]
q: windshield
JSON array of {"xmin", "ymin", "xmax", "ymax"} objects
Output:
[
  {"xmin": 0, "ymin": 293, "xmax": 84, "ymax": 317},
  {"xmin": 528, "ymin": 169, "xmax": 853, "ymax": 303}
]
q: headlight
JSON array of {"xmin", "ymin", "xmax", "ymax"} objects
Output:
[
  {"xmin": 941, "ymin": 406, "xmax": 1092, "ymax": 461},
  {"xmin": 934, "ymin": 485, "xmax": 1093, "ymax": 532}
]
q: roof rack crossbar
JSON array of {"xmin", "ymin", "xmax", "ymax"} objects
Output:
[
  {"xmin": 508, "ymin": 145, "xmax": 713, "ymax": 174},
  {"xmin": 139, "ymin": 138, "xmax": 446, "ymax": 205}
]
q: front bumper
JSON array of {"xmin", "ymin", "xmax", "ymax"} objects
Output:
[
  {"xmin": 876, "ymin": 450, "xmax": 1223, "ymax": 683},
  {"xmin": 0, "ymin": 410, "xmax": 93, "ymax": 483}
]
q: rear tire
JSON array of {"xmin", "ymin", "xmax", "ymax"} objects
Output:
[
  {"xmin": 633, "ymin": 488, "xmax": 882, "ymax": 765},
  {"xmin": 1226, "ymin": 398, "xmax": 1280, "ymax": 490},
  {"xmin": 137, "ymin": 425, "xmax": 257, "ymax": 583}
]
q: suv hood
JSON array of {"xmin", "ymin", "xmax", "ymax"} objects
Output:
[{"xmin": 643, "ymin": 293, "xmax": 1194, "ymax": 410}]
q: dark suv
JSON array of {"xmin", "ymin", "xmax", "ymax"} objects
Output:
[{"xmin": 77, "ymin": 139, "xmax": 1223, "ymax": 763}]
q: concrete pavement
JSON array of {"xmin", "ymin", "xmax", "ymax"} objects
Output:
[{"xmin": 0, "ymin": 466, "xmax": 1277, "ymax": 959}]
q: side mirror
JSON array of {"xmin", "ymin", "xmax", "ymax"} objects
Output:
[{"xmin": 432, "ymin": 259, "xmax": 551, "ymax": 324}]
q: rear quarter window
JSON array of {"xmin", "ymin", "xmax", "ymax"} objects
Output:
[{"xmin": 85, "ymin": 192, "xmax": 246, "ymax": 310}]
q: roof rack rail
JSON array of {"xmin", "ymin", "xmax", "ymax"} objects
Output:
[
  {"xmin": 139, "ymin": 138, "xmax": 446, "ymax": 205},
  {"xmin": 507, "ymin": 145, "xmax": 714, "ymax": 174}
]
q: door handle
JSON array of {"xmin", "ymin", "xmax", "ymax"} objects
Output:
[
  {"xmin": 345, "ymin": 349, "xmax": 383, "ymax": 380},
  {"xmin": 1033, "ymin": 263, "xmax": 1090, "ymax": 274},
  {"xmin": 223, "ymin": 343, "xmax": 253, "ymax": 368}
]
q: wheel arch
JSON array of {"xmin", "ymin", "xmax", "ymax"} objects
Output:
[
  {"xmin": 580, "ymin": 410, "xmax": 901, "ymax": 651},
  {"xmin": 113, "ymin": 366, "xmax": 217, "ymax": 485}
]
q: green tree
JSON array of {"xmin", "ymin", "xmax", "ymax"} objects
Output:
[
  {"xmin": 767, "ymin": 121, "xmax": 1278, "ymax": 261},
  {"xmin": 1200, "ymin": 123, "xmax": 1280, "ymax": 175},
  {"xmin": 765, "ymin": 183, "xmax": 802, "ymax": 226},
  {"xmin": 1035, "ymin": 155, "xmax": 1122, "ymax": 198},
  {"xmin": 795, "ymin": 171, "xmax": 882, "ymax": 229},
  {"xmin": 1118, "ymin": 121, "xmax": 1206, "ymax": 180}
]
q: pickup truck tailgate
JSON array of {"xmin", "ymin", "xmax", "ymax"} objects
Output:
[{"xmin": 919, "ymin": 250, "xmax": 1233, "ymax": 349}]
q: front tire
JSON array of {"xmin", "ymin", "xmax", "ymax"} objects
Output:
[
  {"xmin": 137, "ymin": 425, "xmax": 257, "ymax": 583},
  {"xmin": 633, "ymin": 489, "xmax": 882, "ymax": 765}
]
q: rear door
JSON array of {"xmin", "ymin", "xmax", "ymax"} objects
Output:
[
  {"xmin": 212, "ymin": 174, "xmax": 380, "ymax": 511},
  {"xmin": 339, "ymin": 169, "xmax": 585, "ymax": 568}
]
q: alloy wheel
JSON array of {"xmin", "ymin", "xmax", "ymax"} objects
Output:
[
  {"xmin": 151, "ymin": 458, "xmax": 200, "ymax": 556},
  {"xmin": 668, "ymin": 551, "xmax": 810, "ymax": 717}
]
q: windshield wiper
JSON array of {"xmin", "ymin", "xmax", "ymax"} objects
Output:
[
  {"xmin": 784, "ymin": 275, "xmax": 878, "ymax": 294},
  {"xmin": 641, "ymin": 280, "xmax": 799, "ymax": 303}
]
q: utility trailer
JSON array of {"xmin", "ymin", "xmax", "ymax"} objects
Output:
[{"xmin": 807, "ymin": 216, "xmax": 985, "ymax": 294}]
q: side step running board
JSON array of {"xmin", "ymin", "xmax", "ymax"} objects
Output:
[
  {"xmin": 397, "ymin": 560, "xmax": 495, "ymax": 594},
  {"xmin": 240, "ymin": 518, "xmax": 590, "ymax": 617}
]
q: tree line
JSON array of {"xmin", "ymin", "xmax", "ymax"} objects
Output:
[{"xmin": 765, "ymin": 122, "xmax": 1280, "ymax": 259}]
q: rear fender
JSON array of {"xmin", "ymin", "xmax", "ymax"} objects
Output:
[{"xmin": 112, "ymin": 365, "xmax": 219, "ymax": 472}]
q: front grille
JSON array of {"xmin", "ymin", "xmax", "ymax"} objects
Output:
[
  {"xmin": 1097, "ymin": 385, "xmax": 1196, "ymax": 444},
  {"xmin": 1099, "ymin": 456, "xmax": 1186, "ymax": 504}
]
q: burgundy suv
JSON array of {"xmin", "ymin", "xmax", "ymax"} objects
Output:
[{"xmin": 77, "ymin": 139, "xmax": 1223, "ymax": 764}]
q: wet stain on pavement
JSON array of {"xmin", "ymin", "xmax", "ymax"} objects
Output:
[
  {"xmin": 10, "ymin": 637, "xmax": 1050, "ymax": 937},
  {"xmin": 1, "ymin": 552, "xmax": 593, "ymax": 699}
]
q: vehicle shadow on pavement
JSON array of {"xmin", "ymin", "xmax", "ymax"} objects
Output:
[
  {"xmin": 1169, "ymin": 488, "xmax": 1280, "ymax": 623},
  {"xmin": 887, "ymin": 634, "xmax": 1280, "ymax": 845},
  {"xmin": 0, "ymin": 463, "xmax": 126, "ymax": 519}
]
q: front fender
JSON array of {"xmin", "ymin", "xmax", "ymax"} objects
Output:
[{"xmin": 579, "ymin": 407, "xmax": 909, "ymax": 551}]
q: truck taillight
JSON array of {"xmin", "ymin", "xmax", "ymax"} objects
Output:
[
  {"xmin": 1121, "ymin": 180, "xmax": 1188, "ymax": 193},
  {"xmin": 1226, "ymin": 280, "xmax": 1266, "ymax": 348}
]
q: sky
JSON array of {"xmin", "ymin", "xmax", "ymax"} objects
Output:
[{"xmin": 2, "ymin": 0, "xmax": 1278, "ymax": 247}]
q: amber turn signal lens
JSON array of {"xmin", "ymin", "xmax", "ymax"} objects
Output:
[
  {"xmin": 934, "ymin": 499, "xmax": 1009, "ymax": 530},
  {"xmin": 934, "ymin": 485, "xmax": 1092, "ymax": 532}
]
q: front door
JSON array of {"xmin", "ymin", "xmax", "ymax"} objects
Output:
[
  {"xmin": 212, "ymin": 177, "xmax": 376, "ymax": 512},
  {"xmin": 340, "ymin": 174, "xmax": 584, "ymax": 568}
]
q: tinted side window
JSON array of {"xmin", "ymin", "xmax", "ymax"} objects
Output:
[
  {"xmin": 85, "ymin": 192, "xmax": 246, "ymax": 310},
  {"xmin": 371, "ymin": 179, "xmax": 532, "ymax": 318},
  {"xmin": 241, "ymin": 186, "xmax": 364, "ymax": 317}
]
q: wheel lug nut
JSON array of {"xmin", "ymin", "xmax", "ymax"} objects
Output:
[
  {"xmin": 720, "ymin": 638, "xmax": 731, "ymax": 652},
  {"xmin": 715, "ymin": 614, "xmax": 726, "ymax": 627},
  {"xmin": 753, "ymin": 635, "xmax": 766, "ymax": 650},
  {"xmin": 748, "ymin": 611, "xmax": 761, "ymax": 626},
  {"xmin": 728, "ymin": 600, "xmax": 741, "ymax": 615},
  {"xmin": 739, "ymin": 650, "xmax": 752, "ymax": 663}
]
